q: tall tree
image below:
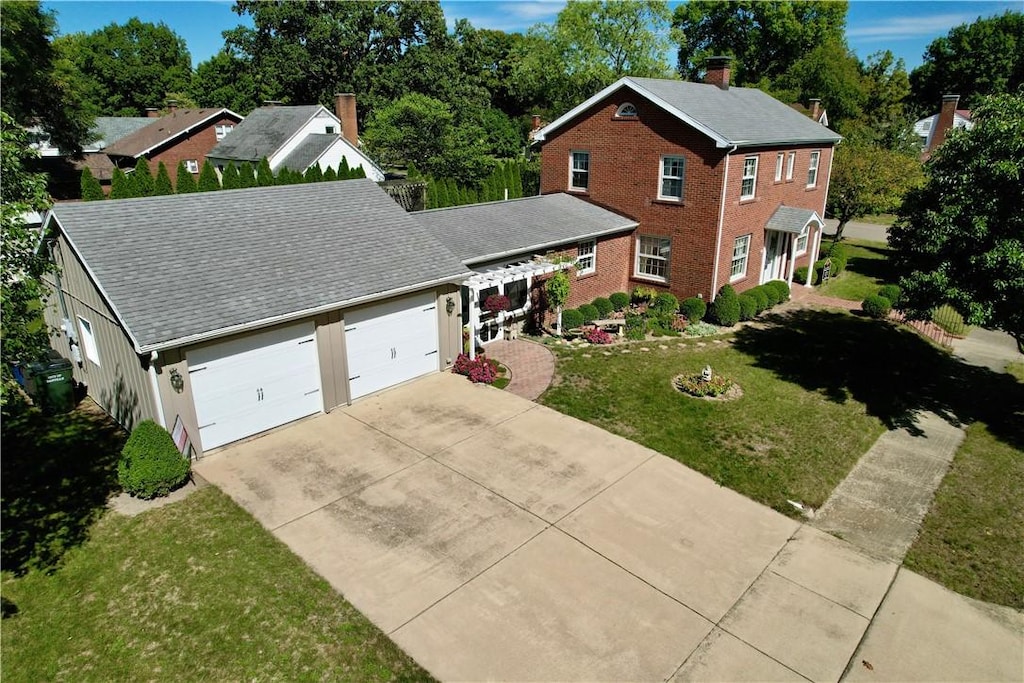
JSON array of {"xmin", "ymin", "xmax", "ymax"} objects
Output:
[
  {"xmin": 54, "ymin": 18, "xmax": 192, "ymax": 116},
  {"xmin": 175, "ymin": 160, "xmax": 197, "ymax": 193},
  {"xmin": 221, "ymin": 163, "xmax": 241, "ymax": 190},
  {"xmin": 827, "ymin": 143, "xmax": 923, "ymax": 240},
  {"xmin": 909, "ymin": 12, "xmax": 1024, "ymax": 114},
  {"xmin": 859, "ymin": 50, "xmax": 914, "ymax": 149},
  {"xmin": 153, "ymin": 162, "xmax": 173, "ymax": 195},
  {"xmin": 237, "ymin": 161, "xmax": 256, "ymax": 188},
  {"xmin": 109, "ymin": 167, "xmax": 135, "ymax": 199},
  {"xmin": 197, "ymin": 160, "xmax": 221, "ymax": 192},
  {"xmin": 79, "ymin": 168, "xmax": 105, "ymax": 201},
  {"xmin": 255, "ymin": 158, "xmax": 275, "ymax": 186},
  {"xmin": 771, "ymin": 38, "xmax": 866, "ymax": 131},
  {"xmin": 132, "ymin": 158, "xmax": 154, "ymax": 197},
  {"xmin": 191, "ymin": 49, "xmax": 263, "ymax": 114},
  {"xmin": 889, "ymin": 93, "xmax": 1024, "ymax": 342},
  {"xmin": 0, "ymin": 1, "xmax": 93, "ymax": 154}
]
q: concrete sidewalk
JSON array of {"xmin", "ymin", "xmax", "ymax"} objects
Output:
[{"xmin": 952, "ymin": 326, "xmax": 1024, "ymax": 373}]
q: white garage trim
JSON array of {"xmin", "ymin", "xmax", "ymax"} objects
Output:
[{"xmin": 188, "ymin": 321, "xmax": 322, "ymax": 450}]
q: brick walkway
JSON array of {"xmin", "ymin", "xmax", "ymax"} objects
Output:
[{"xmin": 483, "ymin": 339, "xmax": 555, "ymax": 401}]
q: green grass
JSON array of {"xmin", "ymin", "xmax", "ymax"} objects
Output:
[
  {"xmin": 493, "ymin": 362, "xmax": 511, "ymax": 389},
  {"xmin": 1007, "ymin": 362, "xmax": 1024, "ymax": 382},
  {"xmin": 1, "ymin": 487, "xmax": 433, "ymax": 682},
  {"xmin": 930, "ymin": 304, "xmax": 970, "ymax": 337},
  {"xmin": 817, "ymin": 238, "xmax": 894, "ymax": 302},
  {"xmin": 857, "ymin": 213, "xmax": 897, "ymax": 225}
]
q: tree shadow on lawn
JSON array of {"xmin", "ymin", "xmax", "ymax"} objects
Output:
[
  {"xmin": 845, "ymin": 250, "xmax": 894, "ymax": 283},
  {"xmin": 1, "ymin": 395, "xmax": 126, "ymax": 575},
  {"xmin": 732, "ymin": 309, "xmax": 1024, "ymax": 450}
]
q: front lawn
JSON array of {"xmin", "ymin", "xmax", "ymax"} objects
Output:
[
  {"xmin": 1, "ymin": 487, "xmax": 432, "ymax": 682},
  {"xmin": 817, "ymin": 238, "xmax": 893, "ymax": 302}
]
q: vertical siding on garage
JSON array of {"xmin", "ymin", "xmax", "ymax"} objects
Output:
[
  {"xmin": 316, "ymin": 310, "xmax": 349, "ymax": 411},
  {"xmin": 42, "ymin": 236, "xmax": 157, "ymax": 430}
]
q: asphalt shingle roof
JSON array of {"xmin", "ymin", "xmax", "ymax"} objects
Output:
[
  {"xmin": 86, "ymin": 117, "xmax": 153, "ymax": 151},
  {"xmin": 49, "ymin": 180, "xmax": 469, "ymax": 350},
  {"xmin": 416, "ymin": 193, "xmax": 637, "ymax": 264},
  {"xmin": 766, "ymin": 205, "xmax": 822, "ymax": 234},
  {"xmin": 278, "ymin": 134, "xmax": 336, "ymax": 172},
  {"xmin": 207, "ymin": 105, "xmax": 323, "ymax": 162},
  {"xmin": 104, "ymin": 109, "xmax": 239, "ymax": 157}
]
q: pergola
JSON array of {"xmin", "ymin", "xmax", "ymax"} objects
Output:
[{"xmin": 463, "ymin": 259, "xmax": 572, "ymax": 359}]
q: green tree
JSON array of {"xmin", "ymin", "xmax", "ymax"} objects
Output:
[
  {"xmin": 237, "ymin": 161, "xmax": 256, "ymax": 188},
  {"xmin": 889, "ymin": 93, "xmax": 1024, "ymax": 342},
  {"xmin": 175, "ymin": 160, "xmax": 197, "ymax": 193},
  {"xmin": 545, "ymin": 270, "xmax": 572, "ymax": 333},
  {"xmin": 256, "ymin": 158, "xmax": 275, "ymax": 186},
  {"xmin": 190, "ymin": 49, "xmax": 262, "ymax": 114},
  {"xmin": 339, "ymin": 157, "xmax": 351, "ymax": 179},
  {"xmin": 221, "ymin": 163, "xmax": 241, "ymax": 190},
  {"xmin": 109, "ymin": 167, "xmax": 135, "ymax": 199},
  {"xmin": 303, "ymin": 164, "xmax": 323, "ymax": 183},
  {"xmin": 80, "ymin": 167, "xmax": 105, "ymax": 200},
  {"xmin": 152, "ymin": 162, "xmax": 173, "ymax": 195},
  {"xmin": 198, "ymin": 160, "xmax": 221, "ymax": 192},
  {"xmin": 827, "ymin": 143, "xmax": 923, "ymax": 240},
  {"xmin": 0, "ymin": 1, "xmax": 94, "ymax": 154},
  {"xmin": 909, "ymin": 12, "xmax": 1024, "ymax": 113},
  {"xmin": 859, "ymin": 50, "xmax": 914, "ymax": 149},
  {"xmin": 322, "ymin": 166, "xmax": 337, "ymax": 182},
  {"xmin": 54, "ymin": 18, "xmax": 192, "ymax": 116},
  {"xmin": 771, "ymin": 38, "xmax": 866, "ymax": 129},
  {"xmin": 352, "ymin": 165, "xmax": 366, "ymax": 179},
  {"xmin": 1, "ymin": 112, "xmax": 55, "ymax": 378},
  {"xmin": 132, "ymin": 157, "xmax": 154, "ymax": 196}
]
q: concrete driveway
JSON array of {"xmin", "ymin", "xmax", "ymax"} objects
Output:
[{"xmin": 196, "ymin": 372, "xmax": 1023, "ymax": 682}]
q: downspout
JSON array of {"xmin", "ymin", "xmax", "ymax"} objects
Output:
[
  {"xmin": 710, "ymin": 144, "xmax": 738, "ymax": 299},
  {"xmin": 148, "ymin": 350, "xmax": 167, "ymax": 428}
]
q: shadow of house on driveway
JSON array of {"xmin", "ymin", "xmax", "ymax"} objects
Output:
[{"xmin": 731, "ymin": 309, "xmax": 1024, "ymax": 451}]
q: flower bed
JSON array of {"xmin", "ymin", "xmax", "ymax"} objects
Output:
[
  {"xmin": 673, "ymin": 372, "xmax": 740, "ymax": 400},
  {"xmin": 584, "ymin": 328, "xmax": 615, "ymax": 345},
  {"xmin": 453, "ymin": 353, "xmax": 499, "ymax": 384}
]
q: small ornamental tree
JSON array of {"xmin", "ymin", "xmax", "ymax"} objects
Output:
[
  {"xmin": 256, "ymin": 158, "xmax": 275, "ymax": 186},
  {"xmin": 152, "ymin": 162, "xmax": 173, "ymax": 195},
  {"xmin": 198, "ymin": 159, "xmax": 220, "ymax": 192},
  {"xmin": 545, "ymin": 270, "xmax": 571, "ymax": 334},
  {"xmin": 80, "ymin": 168, "xmax": 105, "ymax": 200},
  {"xmin": 175, "ymin": 160, "xmax": 197, "ymax": 193},
  {"xmin": 133, "ymin": 158, "xmax": 154, "ymax": 196}
]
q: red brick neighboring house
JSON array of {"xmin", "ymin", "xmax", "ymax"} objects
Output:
[
  {"xmin": 103, "ymin": 107, "xmax": 243, "ymax": 188},
  {"xmin": 535, "ymin": 58, "xmax": 842, "ymax": 302}
]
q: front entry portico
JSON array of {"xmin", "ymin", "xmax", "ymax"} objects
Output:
[{"xmin": 760, "ymin": 206, "xmax": 825, "ymax": 288}]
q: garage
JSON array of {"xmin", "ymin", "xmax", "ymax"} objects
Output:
[
  {"xmin": 188, "ymin": 321, "xmax": 322, "ymax": 450},
  {"xmin": 345, "ymin": 291, "xmax": 440, "ymax": 400}
]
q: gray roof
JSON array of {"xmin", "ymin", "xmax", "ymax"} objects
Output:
[
  {"xmin": 86, "ymin": 117, "xmax": 153, "ymax": 151},
  {"xmin": 766, "ymin": 205, "xmax": 823, "ymax": 234},
  {"xmin": 417, "ymin": 193, "xmax": 637, "ymax": 264},
  {"xmin": 48, "ymin": 180, "xmax": 469, "ymax": 351},
  {"xmin": 278, "ymin": 134, "xmax": 336, "ymax": 172},
  {"xmin": 540, "ymin": 77, "xmax": 842, "ymax": 148},
  {"xmin": 207, "ymin": 105, "xmax": 323, "ymax": 162}
]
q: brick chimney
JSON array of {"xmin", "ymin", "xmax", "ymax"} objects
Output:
[
  {"xmin": 335, "ymin": 93, "xmax": 358, "ymax": 146},
  {"xmin": 705, "ymin": 56, "xmax": 731, "ymax": 90},
  {"xmin": 930, "ymin": 94, "xmax": 960, "ymax": 151},
  {"xmin": 145, "ymin": 107, "xmax": 160, "ymax": 118},
  {"xmin": 809, "ymin": 98, "xmax": 821, "ymax": 121},
  {"xmin": 531, "ymin": 114, "xmax": 541, "ymax": 129}
]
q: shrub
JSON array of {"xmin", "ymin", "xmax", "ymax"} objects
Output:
[
  {"xmin": 674, "ymin": 372, "xmax": 734, "ymax": 397},
  {"xmin": 795, "ymin": 266, "xmax": 815, "ymax": 285},
  {"xmin": 561, "ymin": 308, "xmax": 584, "ymax": 331},
  {"xmin": 117, "ymin": 420, "xmax": 190, "ymax": 499},
  {"xmin": 680, "ymin": 297, "xmax": 706, "ymax": 323},
  {"xmin": 878, "ymin": 284, "xmax": 902, "ymax": 306},
  {"xmin": 578, "ymin": 303, "xmax": 600, "ymax": 324},
  {"xmin": 631, "ymin": 286, "xmax": 657, "ymax": 305},
  {"xmin": 482, "ymin": 294, "xmax": 510, "ymax": 313},
  {"xmin": 759, "ymin": 283, "xmax": 781, "ymax": 307},
  {"xmin": 738, "ymin": 293, "xmax": 758, "ymax": 321},
  {"xmin": 453, "ymin": 353, "xmax": 498, "ymax": 383},
  {"xmin": 625, "ymin": 314, "xmax": 645, "ymax": 340},
  {"xmin": 862, "ymin": 294, "xmax": 892, "ymax": 319},
  {"xmin": 708, "ymin": 285, "xmax": 741, "ymax": 327},
  {"xmin": 826, "ymin": 242, "xmax": 849, "ymax": 274},
  {"xmin": 609, "ymin": 292, "xmax": 630, "ymax": 311},
  {"xmin": 685, "ymin": 321, "xmax": 719, "ymax": 337},
  {"xmin": 652, "ymin": 292, "xmax": 679, "ymax": 316},
  {"xmin": 592, "ymin": 297, "xmax": 614, "ymax": 317},
  {"xmin": 767, "ymin": 279, "xmax": 790, "ymax": 302},
  {"xmin": 748, "ymin": 287, "xmax": 769, "ymax": 313},
  {"xmin": 585, "ymin": 328, "xmax": 615, "ymax": 344}
]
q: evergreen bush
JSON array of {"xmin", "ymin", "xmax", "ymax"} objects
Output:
[
  {"xmin": 175, "ymin": 161, "xmax": 197, "ymax": 193},
  {"xmin": 680, "ymin": 297, "xmax": 706, "ymax": 322},
  {"xmin": 759, "ymin": 283, "xmax": 781, "ymax": 307},
  {"xmin": 862, "ymin": 294, "xmax": 892, "ymax": 319},
  {"xmin": 878, "ymin": 284, "xmax": 902, "ymax": 306},
  {"xmin": 624, "ymin": 314, "xmax": 645, "ymax": 340},
  {"xmin": 133, "ymin": 158, "xmax": 154, "ymax": 196},
  {"xmin": 561, "ymin": 308, "xmax": 584, "ymax": 330},
  {"xmin": 117, "ymin": 420, "xmax": 190, "ymax": 499},
  {"xmin": 198, "ymin": 160, "xmax": 221, "ymax": 192},
  {"xmin": 748, "ymin": 287, "xmax": 769, "ymax": 313},
  {"xmin": 592, "ymin": 297, "xmax": 614, "ymax": 317},
  {"xmin": 708, "ymin": 285, "xmax": 741, "ymax": 326},
  {"xmin": 738, "ymin": 293, "xmax": 758, "ymax": 321},
  {"xmin": 766, "ymin": 279, "xmax": 790, "ymax": 302},
  {"xmin": 652, "ymin": 292, "xmax": 679, "ymax": 316},
  {"xmin": 609, "ymin": 292, "xmax": 630, "ymax": 311},
  {"xmin": 80, "ymin": 168, "xmax": 105, "ymax": 201},
  {"xmin": 578, "ymin": 303, "xmax": 599, "ymax": 324},
  {"xmin": 153, "ymin": 162, "xmax": 174, "ymax": 195}
]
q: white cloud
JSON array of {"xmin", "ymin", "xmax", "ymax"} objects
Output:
[
  {"xmin": 441, "ymin": 1, "xmax": 562, "ymax": 33},
  {"xmin": 847, "ymin": 13, "xmax": 978, "ymax": 41}
]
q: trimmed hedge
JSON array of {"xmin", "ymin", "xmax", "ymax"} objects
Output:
[
  {"xmin": 795, "ymin": 265, "xmax": 815, "ymax": 285},
  {"xmin": 561, "ymin": 308, "xmax": 584, "ymax": 330},
  {"xmin": 748, "ymin": 287, "xmax": 769, "ymax": 313},
  {"xmin": 766, "ymin": 279, "xmax": 790, "ymax": 302},
  {"xmin": 680, "ymin": 297, "xmax": 706, "ymax": 323},
  {"xmin": 592, "ymin": 297, "xmax": 614, "ymax": 317},
  {"xmin": 862, "ymin": 295, "xmax": 892, "ymax": 319},
  {"xmin": 652, "ymin": 292, "xmax": 679, "ymax": 316},
  {"xmin": 609, "ymin": 292, "xmax": 630, "ymax": 311},
  {"xmin": 878, "ymin": 284, "xmax": 902, "ymax": 306},
  {"xmin": 708, "ymin": 284, "xmax": 741, "ymax": 327},
  {"xmin": 625, "ymin": 313, "xmax": 645, "ymax": 340},
  {"xmin": 117, "ymin": 420, "xmax": 190, "ymax": 499},
  {"xmin": 759, "ymin": 283, "xmax": 781, "ymax": 307},
  {"xmin": 738, "ymin": 293, "xmax": 758, "ymax": 321},
  {"xmin": 578, "ymin": 303, "xmax": 599, "ymax": 324}
]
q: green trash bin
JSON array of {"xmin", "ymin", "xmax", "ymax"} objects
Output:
[{"xmin": 27, "ymin": 352, "xmax": 76, "ymax": 414}]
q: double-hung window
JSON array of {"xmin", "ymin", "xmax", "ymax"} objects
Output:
[
  {"xmin": 774, "ymin": 153, "xmax": 784, "ymax": 182},
  {"xmin": 185, "ymin": 159, "xmax": 199, "ymax": 173},
  {"xmin": 570, "ymin": 151, "xmax": 590, "ymax": 191},
  {"xmin": 659, "ymin": 155, "xmax": 685, "ymax": 201},
  {"xmin": 576, "ymin": 239, "xmax": 596, "ymax": 275},
  {"xmin": 786, "ymin": 152, "xmax": 795, "ymax": 181},
  {"xmin": 731, "ymin": 235, "xmax": 751, "ymax": 280},
  {"xmin": 636, "ymin": 235, "xmax": 670, "ymax": 282},
  {"xmin": 215, "ymin": 124, "xmax": 234, "ymax": 141},
  {"xmin": 741, "ymin": 156, "xmax": 758, "ymax": 200},
  {"xmin": 807, "ymin": 150, "xmax": 820, "ymax": 187},
  {"xmin": 796, "ymin": 225, "xmax": 809, "ymax": 254}
]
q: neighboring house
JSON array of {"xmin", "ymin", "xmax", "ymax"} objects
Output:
[
  {"xmin": 790, "ymin": 99, "xmax": 829, "ymax": 127},
  {"xmin": 206, "ymin": 94, "xmax": 384, "ymax": 181},
  {"xmin": 534, "ymin": 57, "xmax": 841, "ymax": 302},
  {"xmin": 103, "ymin": 106, "xmax": 244, "ymax": 186},
  {"xmin": 41, "ymin": 180, "xmax": 467, "ymax": 456},
  {"xmin": 914, "ymin": 94, "xmax": 972, "ymax": 158}
]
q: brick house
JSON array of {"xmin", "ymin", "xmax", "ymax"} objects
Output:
[
  {"xmin": 534, "ymin": 58, "xmax": 842, "ymax": 302},
  {"xmin": 103, "ymin": 106, "xmax": 244, "ymax": 187}
]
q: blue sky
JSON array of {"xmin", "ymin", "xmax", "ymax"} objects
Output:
[{"xmin": 42, "ymin": 0, "xmax": 1020, "ymax": 72}]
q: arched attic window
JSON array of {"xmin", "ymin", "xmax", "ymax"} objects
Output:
[{"xmin": 615, "ymin": 102, "xmax": 638, "ymax": 118}]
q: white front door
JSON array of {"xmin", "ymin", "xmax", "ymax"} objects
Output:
[
  {"xmin": 188, "ymin": 321, "xmax": 322, "ymax": 450},
  {"xmin": 762, "ymin": 231, "xmax": 786, "ymax": 283},
  {"xmin": 345, "ymin": 291, "xmax": 439, "ymax": 400}
]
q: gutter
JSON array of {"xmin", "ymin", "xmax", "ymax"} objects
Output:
[
  {"xmin": 710, "ymin": 144, "xmax": 738, "ymax": 299},
  {"xmin": 462, "ymin": 222, "xmax": 639, "ymax": 267}
]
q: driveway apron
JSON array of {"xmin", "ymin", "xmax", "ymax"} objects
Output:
[{"xmin": 196, "ymin": 372, "xmax": 1023, "ymax": 682}]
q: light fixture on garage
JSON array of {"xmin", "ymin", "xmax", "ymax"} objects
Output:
[
  {"xmin": 169, "ymin": 368, "xmax": 184, "ymax": 393},
  {"xmin": 445, "ymin": 296, "xmax": 456, "ymax": 316}
]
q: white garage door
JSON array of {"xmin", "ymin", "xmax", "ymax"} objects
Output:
[
  {"xmin": 345, "ymin": 291, "xmax": 439, "ymax": 400},
  {"xmin": 188, "ymin": 322, "xmax": 322, "ymax": 450}
]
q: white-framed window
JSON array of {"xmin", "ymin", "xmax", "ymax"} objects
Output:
[
  {"xmin": 185, "ymin": 159, "xmax": 199, "ymax": 173},
  {"xmin": 659, "ymin": 155, "xmax": 685, "ymax": 201},
  {"xmin": 786, "ymin": 152, "xmax": 795, "ymax": 181},
  {"xmin": 636, "ymin": 235, "xmax": 671, "ymax": 282},
  {"xmin": 807, "ymin": 150, "xmax": 821, "ymax": 187},
  {"xmin": 615, "ymin": 102, "xmax": 638, "ymax": 117},
  {"xmin": 775, "ymin": 153, "xmax": 784, "ymax": 182},
  {"xmin": 730, "ymin": 234, "xmax": 751, "ymax": 280},
  {"xmin": 214, "ymin": 124, "xmax": 234, "ymax": 141},
  {"xmin": 325, "ymin": 125, "xmax": 335, "ymax": 134},
  {"xmin": 570, "ymin": 151, "xmax": 590, "ymax": 191},
  {"xmin": 576, "ymin": 239, "xmax": 596, "ymax": 275},
  {"xmin": 77, "ymin": 316, "xmax": 100, "ymax": 366},
  {"xmin": 796, "ymin": 224, "xmax": 810, "ymax": 254},
  {"xmin": 741, "ymin": 156, "xmax": 758, "ymax": 199}
]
